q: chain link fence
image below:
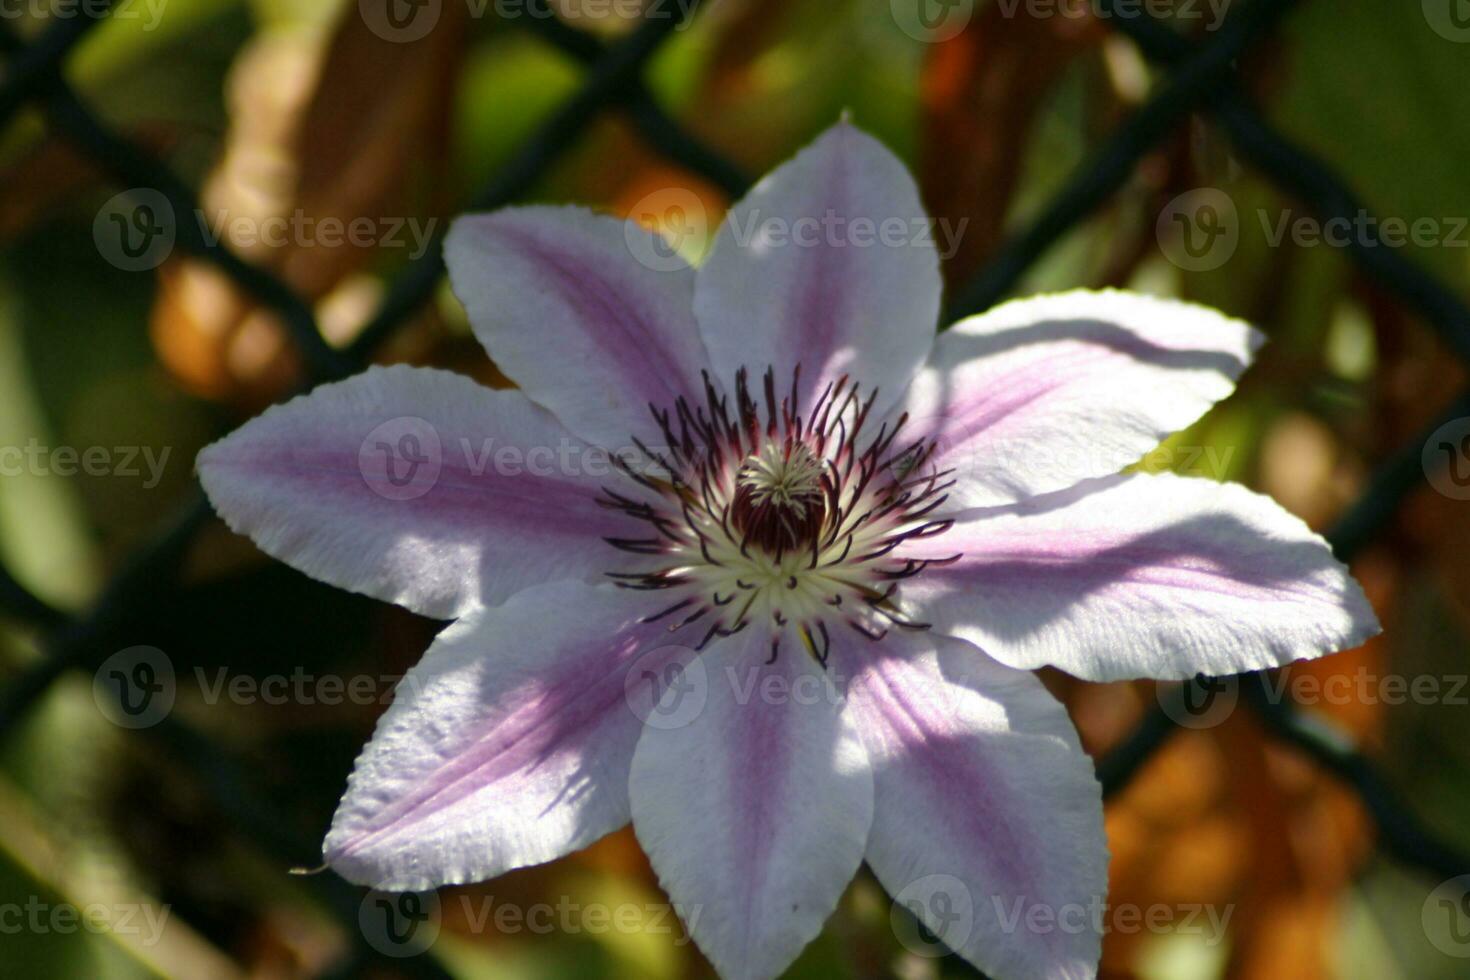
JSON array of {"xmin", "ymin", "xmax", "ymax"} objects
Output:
[{"xmin": 0, "ymin": 0, "xmax": 1466, "ymax": 975}]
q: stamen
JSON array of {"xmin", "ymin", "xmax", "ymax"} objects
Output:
[{"xmin": 602, "ymin": 366, "xmax": 957, "ymax": 659}]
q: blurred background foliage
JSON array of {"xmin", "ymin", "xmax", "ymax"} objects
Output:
[{"xmin": 0, "ymin": 0, "xmax": 1467, "ymax": 977}]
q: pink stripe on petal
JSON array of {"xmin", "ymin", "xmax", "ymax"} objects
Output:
[
  {"xmin": 857, "ymin": 659, "xmax": 1032, "ymax": 892},
  {"xmin": 906, "ymin": 472, "xmax": 1381, "ymax": 681},
  {"xmin": 482, "ymin": 219, "xmax": 694, "ymax": 400},
  {"xmin": 786, "ymin": 141, "xmax": 852, "ymax": 368},
  {"xmin": 445, "ymin": 206, "xmax": 715, "ymax": 451},
  {"xmin": 198, "ymin": 365, "xmax": 631, "ymax": 619},
  {"xmin": 630, "ymin": 629, "xmax": 872, "ymax": 980},
  {"xmin": 695, "ymin": 122, "xmax": 940, "ymax": 420},
  {"xmin": 844, "ymin": 632, "xmax": 1106, "ymax": 980},
  {"xmin": 897, "ymin": 289, "xmax": 1262, "ymax": 507},
  {"xmin": 325, "ymin": 583, "xmax": 670, "ymax": 890}
]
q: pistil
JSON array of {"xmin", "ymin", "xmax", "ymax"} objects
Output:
[{"xmin": 598, "ymin": 367, "xmax": 959, "ymax": 662}]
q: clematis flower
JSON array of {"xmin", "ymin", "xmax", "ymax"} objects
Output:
[{"xmin": 197, "ymin": 122, "xmax": 1379, "ymax": 979}]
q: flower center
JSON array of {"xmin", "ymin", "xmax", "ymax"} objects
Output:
[
  {"xmin": 600, "ymin": 368, "xmax": 957, "ymax": 665},
  {"xmin": 732, "ymin": 440, "xmax": 827, "ymax": 554}
]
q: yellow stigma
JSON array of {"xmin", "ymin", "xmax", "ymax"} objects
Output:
[{"xmin": 737, "ymin": 440, "xmax": 825, "ymax": 515}]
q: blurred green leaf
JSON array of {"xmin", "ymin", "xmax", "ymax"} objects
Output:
[
  {"xmin": 0, "ymin": 271, "xmax": 98, "ymax": 610},
  {"xmin": 1276, "ymin": 0, "xmax": 1470, "ymax": 291}
]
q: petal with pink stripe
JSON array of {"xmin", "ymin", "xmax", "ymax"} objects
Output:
[
  {"xmin": 904, "ymin": 473, "xmax": 1381, "ymax": 681},
  {"xmin": 842, "ymin": 632, "xmax": 1106, "ymax": 980},
  {"xmin": 630, "ymin": 629, "xmax": 872, "ymax": 980},
  {"xmin": 324, "ymin": 582, "xmax": 675, "ymax": 889},
  {"xmin": 445, "ymin": 205, "xmax": 714, "ymax": 451},
  {"xmin": 198, "ymin": 364, "xmax": 630, "ymax": 619},
  {"xmin": 694, "ymin": 122, "xmax": 940, "ymax": 421},
  {"xmin": 898, "ymin": 289, "xmax": 1261, "ymax": 507}
]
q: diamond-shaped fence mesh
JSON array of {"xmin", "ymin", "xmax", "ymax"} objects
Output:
[{"xmin": 0, "ymin": 0, "xmax": 1466, "ymax": 974}]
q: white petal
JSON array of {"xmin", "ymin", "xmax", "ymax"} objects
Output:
[
  {"xmin": 324, "ymin": 582, "xmax": 679, "ymax": 889},
  {"xmin": 906, "ymin": 473, "xmax": 1380, "ymax": 681},
  {"xmin": 694, "ymin": 121, "xmax": 940, "ymax": 419},
  {"xmin": 843, "ymin": 631, "xmax": 1106, "ymax": 980},
  {"xmin": 445, "ymin": 205, "xmax": 715, "ymax": 451},
  {"xmin": 899, "ymin": 289, "xmax": 1261, "ymax": 507},
  {"xmin": 198, "ymin": 364, "xmax": 629, "ymax": 619},
  {"xmin": 630, "ymin": 629, "xmax": 872, "ymax": 980}
]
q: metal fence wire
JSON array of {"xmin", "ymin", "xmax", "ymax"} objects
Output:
[{"xmin": 1, "ymin": 0, "xmax": 1468, "ymax": 975}]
